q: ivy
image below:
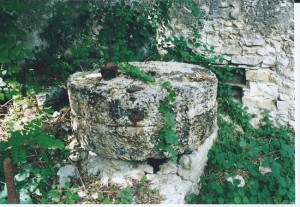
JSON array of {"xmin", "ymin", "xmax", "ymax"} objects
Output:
[
  {"xmin": 0, "ymin": 112, "xmax": 64, "ymax": 165},
  {"xmin": 118, "ymin": 63, "xmax": 154, "ymax": 84},
  {"xmin": 157, "ymin": 81, "xmax": 178, "ymax": 162}
]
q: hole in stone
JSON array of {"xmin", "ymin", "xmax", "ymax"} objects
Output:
[
  {"xmin": 147, "ymin": 158, "xmax": 168, "ymax": 173},
  {"xmin": 227, "ymin": 68, "xmax": 246, "ymax": 86},
  {"xmin": 147, "ymin": 71, "xmax": 156, "ymax": 77},
  {"xmin": 231, "ymin": 86, "xmax": 243, "ymax": 103}
]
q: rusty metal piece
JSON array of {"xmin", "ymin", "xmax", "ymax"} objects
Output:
[
  {"xmin": 100, "ymin": 62, "xmax": 119, "ymax": 80},
  {"xmin": 3, "ymin": 158, "xmax": 19, "ymax": 204}
]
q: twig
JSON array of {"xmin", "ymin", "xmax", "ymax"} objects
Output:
[
  {"xmin": 68, "ymin": 158, "xmax": 87, "ymax": 192},
  {"xmin": 60, "ymin": 107, "xmax": 70, "ymax": 121},
  {"xmin": 0, "ymin": 99, "xmax": 13, "ymax": 108}
]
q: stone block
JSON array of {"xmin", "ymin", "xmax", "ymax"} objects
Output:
[
  {"xmin": 231, "ymin": 56, "xmax": 263, "ymax": 66},
  {"xmin": 221, "ymin": 40, "xmax": 242, "ymax": 55},
  {"xmin": 276, "ymin": 53, "xmax": 289, "ymax": 68},
  {"xmin": 68, "ymin": 61, "xmax": 218, "ymax": 161},
  {"xmin": 243, "ymin": 33, "xmax": 265, "ymax": 46},
  {"xmin": 245, "ymin": 82, "xmax": 278, "ymax": 99},
  {"xmin": 246, "ymin": 69, "xmax": 277, "ymax": 83},
  {"xmin": 242, "ymin": 96, "xmax": 276, "ymax": 110}
]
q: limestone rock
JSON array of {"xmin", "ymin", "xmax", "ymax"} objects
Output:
[
  {"xmin": 243, "ymin": 33, "xmax": 265, "ymax": 46},
  {"xmin": 57, "ymin": 165, "xmax": 78, "ymax": 188},
  {"xmin": 231, "ymin": 56, "xmax": 262, "ymax": 66},
  {"xmin": 178, "ymin": 128, "xmax": 218, "ymax": 183},
  {"xmin": 159, "ymin": 161, "xmax": 178, "ymax": 175},
  {"xmin": 36, "ymin": 86, "xmax": 67, "ymax": 107},
  {"xmin": 147, "ymin": 174, "xmax": 198, "ymax": 204},
  {"xmin": 226, "ymin": 175, "xmax": 245, "ymax": 187},
  {"xmin": 259, "ymin": 166, "xmax": 272, "ymax": 175},
  {"xmin": 246, "ymin": 69, "xmax": 277, "ymax": 83},
  {"xmin": 68, "ymin": 61, "xmax": 218, "ymax": 161},
  {"xmin": 137, "ymin": 164, "xmax": 154, "ymax": 174}
]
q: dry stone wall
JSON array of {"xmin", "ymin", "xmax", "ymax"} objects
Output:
[{"xmin": 169, "ymin": 0, "xmax": 294, "ymax": 127}]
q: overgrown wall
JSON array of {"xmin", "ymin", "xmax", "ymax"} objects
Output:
[
  {"xmin": 169, "ymin": 0, "xmax": 294, "ymax": 127},
  {"xmin": 23, "ymin": 0, "xmax": 294, "ymax": 127}
]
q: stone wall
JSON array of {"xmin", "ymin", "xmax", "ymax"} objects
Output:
[{"xmin": 169, "ymin": 0, "xmax": 294, "ymax": 127}]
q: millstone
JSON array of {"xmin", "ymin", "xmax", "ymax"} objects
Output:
[{"xmin": 68, "ymin": 61, "xmax": 218, "ymax": 161}]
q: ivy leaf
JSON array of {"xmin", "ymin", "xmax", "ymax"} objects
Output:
[
  {"xmin": 234, "ymin": 196, "xmax": 241, "ymax": 204},
  {"xmin": 239, "ymin": 140, "xmax": 247, "ymax": 148},
  {"xmin": 11, "ymin": 146, "xmax": 27, "ymax": 164},
  {"xmin": 271, "ymin": 162, "xmax": 281, "ymax": 178},
  {"xmin": 165, "ymin": 130, "xmax": 178, "ymax": 144},
  {"xmin": 277, "ymin": 176, "xmax": 287, "ymax": 188}
]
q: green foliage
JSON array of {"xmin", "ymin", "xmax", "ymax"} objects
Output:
[
  {"xmin": 44, "ymin": 182, "xmax": 80, "ymax": 204},
  {"xmin": 0, "ymin": 1, "xmax": 34, "ymax": 101},
  {"xmin": 118, "ymin": 63, "xmax": 155, "ymax": 84},
  {"xmin": 33, "ymin": 0, "xmax": 171, "ymax": 81},
  {"xmin": 186, "ymin": 105, "xmax": 295, "ymax": 204},
  {"xmin": 0, "ymin": 114, "xmax": 64, "ymax": 165},
  {"xmin": 157, "ymin": 81, "xmax": 179, "ymax": 162},
  {"xmin": 97, "ymin": 175, "xmax": 161, "ymax": 204},
  {"xmin": 97, "ymin": 185, "xmax": 135, "ymax": 204}
]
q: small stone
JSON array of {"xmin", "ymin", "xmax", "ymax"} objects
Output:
[
  {"xmin": 36, "ymin": 86, "xmax": 67, "ymax": 107},
  {"xmin": 100, "ymin": 171, "xmax": 109, "ymax": 187},
  {"xmin": 91, "ymin": 192, "xmax": 98, "ymax": 200},
  {"xmin": 68, "ymin": 139, "xmax": 79, "ymax": 150},
  {"xmin": 126, "ymin": 86, "xmax": 144, "ymax": 93},
  {"xmin": 276, "ymin": 54, "xmax": 289, "ymax": 68},
  {"xmin": 226, "ymin": 175, "xmax": 245, "ymax": 187},
  {"xmin": 52, "ymin": 111, "xmax": 60, "ymax": 118},
  {"xmin": 23, "ymin": 107, "xmax": 38, "ymax": 117},
  {"xmin": 178, "ymin": 155, "xmax": 191, "ymax": 169},
  {"xmin": 246, "ymin": 70, "xmax": 277, "ymax": 83},
  {"xmin": 259, "ymin": 166, "xmax": 272, "ymax": 175},
  {"xmin": 243, "ymin": 33, "xmax": 265, "ymax": 46},
  {"xmin": 69, "ymin": 153, "xmax": 79, "ymax": 162},
  {"xmin": 61, "ymin": 123, "xmax": 71, "ymax": 132},
  {"xmin": 78, "ymin": 190, "xmax": 87, "ymax": 198},
  {"xmin": 262, "ymin": 56, "xmax": 276, "ymax": 67},
  {"xmin": 159, "ymin": 161, "xmax": 177, "ymax": 175},
  {"xmin": 57, "ymin": 165, "xmax": 78, "ymax": 188},
  {"xmin": 137, "ymin": 164, "xmax": 154, "ymax": 174}
]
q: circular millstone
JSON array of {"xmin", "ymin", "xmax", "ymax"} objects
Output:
[{"xmin": 68, "ymin": 61, "xmax": 218, "ymax": 161}]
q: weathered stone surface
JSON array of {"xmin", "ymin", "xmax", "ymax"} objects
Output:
[
  {"xmin": 246, "ymin": 69, "xmax": 278, "ymax": 83},
  {"xmin": 159, "ymin": 161, "xmax": 177, "ymax": 175},
  {"xmin": 231, "ymin": 56, "xmax": 263, "ymax": 66},
  {"xmin": 243, "ymin": 33, "xmax": 265, "ymax": 46},
  {"xmin": 79, "ymin": 123, "xmax": 218, "ymax": 204},
  {"xmin": 246, "ymin": 82, "xmax": 278, "ymax": 99},
  {"xmin": 57, "ymin": 165, "xmax": 78, "ymax": 188},
  {"xmin": 68, "ymin": 61, "xmax": 218, "ymax": 161},
  {"xmin": 36, "ymin": 86, "xmax": 67, "ymax": 107}
]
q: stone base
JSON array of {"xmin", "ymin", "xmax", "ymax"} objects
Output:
[{"xmin": 81, "ymin": 126, "xmax": 218, "ymax": 204}]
